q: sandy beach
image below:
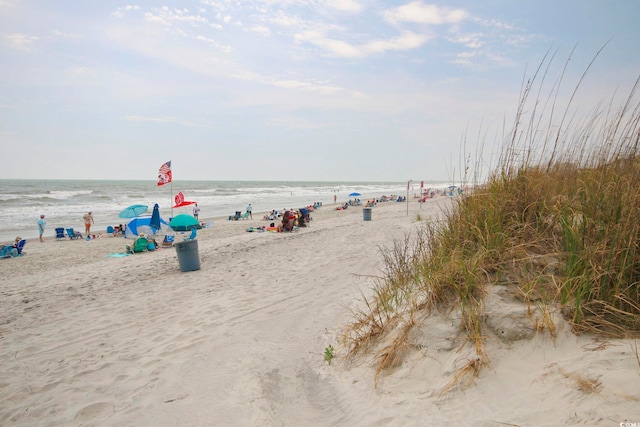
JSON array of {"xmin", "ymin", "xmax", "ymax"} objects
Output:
[{"xmin": 1, "ymin": 198, "xmax": 638, "ymax": 426}]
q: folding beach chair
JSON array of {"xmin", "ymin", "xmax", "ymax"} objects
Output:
[
  {"xmin": 55, "ymin": 228, "xmax": 65, "ymax": 240},
  {"xmin": 162, "ymin": 235, "xmax": 175, "ymax": 247},
  {"xmin": 66, "ymin": 228, "xmax": 82, "ymax": 240}
]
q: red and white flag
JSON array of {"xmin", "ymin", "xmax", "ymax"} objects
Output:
[
  {"xmin": 175, "ymin": 191, "xmax": 184, "ymax": 206},
  {"xmin": 158, "ymin": 161, "xmax": 172, "ymax": 186}
]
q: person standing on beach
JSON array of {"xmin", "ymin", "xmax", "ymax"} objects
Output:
[
  {"xmin": 333, "ymin": 194, "xmax": 337, "ymax": 204},
  {"xmin": 246, "ymin": 203, "xmax": 253, "ymax": 219},
  {"xmin": 83, "ymin": 211, "xmax": 94, "ymax": 235},
  {"xmin": 37, "ymin": 214, "xmax": 46, "ymax": 243},
  {"xmin": 193, "ymin": 203, "xmax": 200, "ymax": 220}
]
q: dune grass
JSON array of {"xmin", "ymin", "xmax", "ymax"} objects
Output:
[{"xmin": 344, "ymin": 51, "xmax": 640, "ymax": 388}]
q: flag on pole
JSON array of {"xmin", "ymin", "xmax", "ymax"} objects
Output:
[
  {"xmin": 175, "ymin": 191, "xmax": 184, "ymax": 206},
  {"xmin": 158, "ymin": 161, "xmax": 172, "ymax": 186}
]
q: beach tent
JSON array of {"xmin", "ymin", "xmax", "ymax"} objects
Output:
[{"xmin": 125, "ymin": 216, "xmax": 169, "ymax": 238}]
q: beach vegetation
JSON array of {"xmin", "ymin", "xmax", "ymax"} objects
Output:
[
  {"xmin": 324, "ymin": 345, "xmax": 335, "ymax": 365},
  {"xmin": 344, "ymin": 49, "xmax": 640, "ymax": 390}
]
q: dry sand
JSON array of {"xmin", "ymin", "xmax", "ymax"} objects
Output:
[{"xmin": 1, "ymin": 198, "xmax": 638, "ymax": 426}]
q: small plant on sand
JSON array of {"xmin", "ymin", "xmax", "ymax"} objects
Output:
[{"xmin": 324, "ymin": 345, "xmax": 335, "ymax": 365}]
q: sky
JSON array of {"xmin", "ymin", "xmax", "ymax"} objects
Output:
[{"xmin": 1, "ymin": 0, "xmax": 639, "ymax": 182}]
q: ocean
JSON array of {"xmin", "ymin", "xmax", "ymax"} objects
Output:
[{"xmin": 0, "ymin": 179, "xmax": 453, "ymax": 242}]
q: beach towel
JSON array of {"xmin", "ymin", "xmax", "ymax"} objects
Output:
[{"xmin": 107, "ymin": 253, "xmax": 132, "ymax": 258}]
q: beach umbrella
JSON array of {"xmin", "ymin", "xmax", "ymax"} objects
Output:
[
  {"xmin": 348, "ymin": 192, "xmax": 361, "ymax": 197},
  {"xmin": 119, "ymin": 204, "xmax": 148, "ymax": 219},
  {"xmin": 150, "ymin": 203, "xmax": 161, "ymax": 231},
  {"xmin": 169, "ymin": 214, "xmax": 200, "ymax": 231}
]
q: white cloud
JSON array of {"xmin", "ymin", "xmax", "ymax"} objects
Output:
[
  {"xmin": 295, "ymin": 30, "xmax": 429, "ymax": 58},
  {"xmin": 364, "ymin": 31, "xmax": 429, "ymax": 54},
  {"xmin": 51, "ymin": 29, "xmax": 83, "ymax": 39},
  {"xmin": 325, "ymin": 0, "xmax": 363, "ymax": 13},
  {"xmin": 111, "ymin": 5, "xmax": 140, "ymax": 19},
  {"xmin": 383, "ymin": 1, "xmax": 468, "ymax": 25},
  {"xmin": 144, "ymin": 7, "xmax": 208, "ymax": 27},
  {"xmin": 447, "ymin": 33, "xmax": 484, "ymax": 49},
  {"xmin": 5, "ymin": 33, "xmax": 38, "ymax": 51},
  {"xmin": 269, "ymin": 11, "xmax": 308, "ymax": 29},
  {"xmin": 196, "ymin": 35, "xmax": 233, "ymax": 53},
  {"xmin": 295, "ymin": 30, "xmax": 363, "ymax": 57},
  {"xmin": 451, "ymin": 50, "xmax": 477, "ymax": 66},
  {"xmin": 250, "ymin": 26, "xmax": 271, "ymax": 37}
]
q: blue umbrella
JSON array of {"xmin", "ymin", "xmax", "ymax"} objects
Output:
[
  {"xmin": 119, "ymin": 204, "xmax": 148, "ymax": 219},
  {"xmin": 150, "ymin": 204, "xmax": 161, "ymax": 231},
  {"xmin": 348, "ymin": 192, "xmax": 361, "ymax": 197}
]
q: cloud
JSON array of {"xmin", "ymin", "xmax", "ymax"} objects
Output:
[
  {"xmin": 325, "ymin": 0, "xmax": 363, "ymax": 13},
  {"xmin": 5, "ymin": 33, "xmax": 38, "ymax": 51},
  {"xmin": 144, "ymin": 6, "xmax": 208, "ymax": 27},
  {"xmin": 295, "ymin": 30, "xmax": 429, "ymax": 58},
  {"xmin": 383, "ymin": 1, "xmax": 468, "ymax": 25},
  {"xmin": 250, "ymin": 26, "xmax": 271, "ymax": 37},
  {"xmin": 446, "ymin": 33, "xmax": 484, "ymax": 49},
  {"xmin": 51, "ymin": 29, "xmax": 84, "ymax": 39},
  {"xmin": 364, "ymin": 31, "xmax": 430, "ymax": 54},
  {"xmin": 196, "ymin": 35, "xmax": 233, "ymax": 53},
  {"xmin": 123, "ymin": 115, "xmax": 202, "ymax": 127},
  {"xmin": 295, "ymin": 30, "xmax": 362, "ymax": 57},
  {"xmin": 111, "ymin": 5, "xmax": 140, "ymax": 19}
]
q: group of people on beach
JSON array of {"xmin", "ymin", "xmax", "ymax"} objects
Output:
[
  {"xmin": 269, "ymin": 208, "xmax": 312, "ymax": 232},
  {"xmin": 33, "ymin": 211, "xmax": 95, "ymax": 243}
]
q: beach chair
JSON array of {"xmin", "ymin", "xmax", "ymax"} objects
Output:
[
  {"xmin": 241, "ymin": 212, "xmax": 250, "ymax": 220},
  {"xmin": 55, "ymin": 228, "xmax": 65, "ymax": 240},
  {"xmin": 66, "ymin": 228, "xmax": 82, "ymax": 240},
  {"xmin": 15, "ymin": 239, "xmax": 26, "ymax": 255},
  {"xmin": 0, "ymin": 245, "xmax": 17, "ymax": 258},
  {"xmin": 162, "ymin": 234, "xmax": 175, "ymax": 248}
]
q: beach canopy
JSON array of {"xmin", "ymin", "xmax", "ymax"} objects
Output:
[
  {"xmin": 173, "ymin": 200, "xmax": 197, "ymax": 208},
  {"xmin": 173, "ymin": 191, "xmax": 196, "ymax": 208},
  {"xmin": 348, "ymin": 192, "xmax": 361, "ymax": 197},
  {"xmin": 125, "ymin": 216, "xmax": 168, "ymax": 238},
  {"xmin": 119, "ymin": 204, "xmax": 149, "ymax": 219},
  {"xmin": 169, "ymin": 214, "xmax": 200, "ymax": 231}
]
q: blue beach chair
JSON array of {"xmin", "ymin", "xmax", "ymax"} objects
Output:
[
  {"xmin": 66, "ymin": 228, "xmax": 82, "ymax": 240},
  {"xmin": 55, "ymin": 228, "xmax": 65, "ymax": 240}
]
